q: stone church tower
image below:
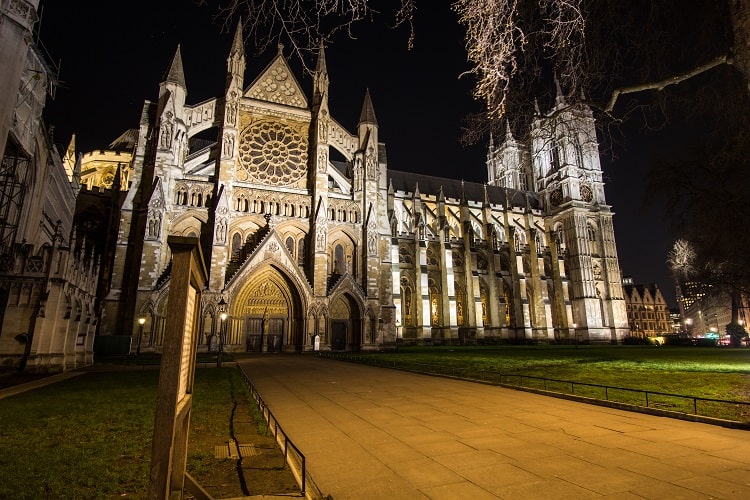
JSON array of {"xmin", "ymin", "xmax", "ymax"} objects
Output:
[{"xmin": 95, "ymin": 22, "xmax": 628, "ymax": 351}]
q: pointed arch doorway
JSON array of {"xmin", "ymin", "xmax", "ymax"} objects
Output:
[
  {"xmin": 232, "ymin": 266, "xmax": 303, "ymax": 353},
  {"xmin": 329, "ymin": 293, "xmax": 362, "ymax": 351}
]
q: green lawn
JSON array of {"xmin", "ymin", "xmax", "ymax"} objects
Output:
[
  {"xmin": 349, "ymin": 345, "xmax": 750, "ymax": 420},
  {"xmin": 0, "ymin": 368, "xmax": 247, "ymax": 500}
]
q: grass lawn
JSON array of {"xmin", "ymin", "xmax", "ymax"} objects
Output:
[
  {"xmin": 0, "ymin": 367, "xmax": 294, "ymax": 499},
  {"xmin": 350, "ymin": 345, "xmax": 750, "ymax": 420}
]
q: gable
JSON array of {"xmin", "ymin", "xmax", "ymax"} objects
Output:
[{"xmin": 244, "ymin": 54, "xmax": 308, "ymax": 109}]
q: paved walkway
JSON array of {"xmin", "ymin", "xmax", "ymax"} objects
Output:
[
  {"xmin": 238, "ymin": 355, "xmax": 750, "ymax": 500},
  {"xmin": 0, "ymin": 371, "xmax": 85, "ymax": 400}
]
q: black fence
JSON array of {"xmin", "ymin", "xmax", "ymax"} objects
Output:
[
  {"xmin": 237, "ymin": 366, "xmax": 308, "ymax": 497},
  {"xmin": 319, "ymin": 353, "xmax": 750, "ymax": 426}
]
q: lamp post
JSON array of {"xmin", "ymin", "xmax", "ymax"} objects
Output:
[
  {"xmin": 395, "ymin": 318, "xmax": 401, "ymax": 352},
  {"xmin": 136, "ymin": 317, "xmax": 146, "ymax": 357},
  {"xmin": 573, "ymin": 323, "xmax": 578, "ymax": 349},
  {"xmin": 217, "ymin": 312, "xmax": 227, "ymax": 367},
  {"xmin": 217, "ymin": 298, "xmax": 227, "ymax": 368}
]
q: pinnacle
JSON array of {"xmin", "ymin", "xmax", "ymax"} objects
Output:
[
  {"xmin": 162, "ymin": 45, "xmax": 186, "ymax": 88},
  {"xmin": 359, "ymin": 88, "xmax": 378, "ymax": 125},
  {"xmin": 315, "ymin": 40, "xmax": 328, "ymax": 75},
  {"xmin": 231, "ymin": 18, "xmax": 245, "ymax": 56}
]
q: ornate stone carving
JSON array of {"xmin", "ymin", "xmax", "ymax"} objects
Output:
[
  {"xmin": 222, "ymin": 132, "xmax": 235, "ymax": 158},
  {"xmin": 238, "ymin": 120, "xmax": 307, "ymax": 186},
  {"xmin": 226, "ymin": 90, "xmax": 238, "ymax": 126},
  {"xmin": 367, "ymin": 218, "xmax": 377, "ymax": 256},
  {"xmin": 159, "ymin": 111, "xmax": 173, "ymax": 149},
  {"xmin": 366, "ymin": 146, "xmax": 376, "ymax": 180},
  {"xmin": 315, "ymin": 224, "xmax": 327, "ymax": 252},
  {"xmin": 146, "ymin": 211, "xmax": 162, "ymax": 240},
  {"xmin": 317, "ymin": 150, "xmax": 328, "ymax": 173},
  {"xmin": 5, "ymin": 0, "xmax": 37, "ymax": 28},
  {"xmin": 247, "ymin": 60, "xmax": 306, "ymax": 108},
  {"xmin": 216, "ymin": 218, "xmax": 227, "ymax": 244},
  {"xmin": 318, "ymin": 110, "xmax": 329, "ymax": 142}
]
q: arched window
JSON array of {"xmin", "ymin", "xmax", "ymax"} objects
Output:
[
  {"xmin": 231, "ymin": 233, "xmax": 242, "ymax": 259},
  {"xmin": 334, "ymin": 244, "xmax": 345, "ymax": 274},
  {"xmin": 285, "ymin": 236, "xmax": 295, "ymax": 256},
  {"xmin": 535, "ymin": 232, "xmax": 544, "ymax": 253},
  {"xmin": 400, "ymin": 277, "xmax": 413, "ymax": 325},
  {"xmin": 297, "ymin": 238, "xmax": 305, "ymax": 265},
  {"xmin": 175, "ymin": 187, "xmax": 188, "ymax": 205}
]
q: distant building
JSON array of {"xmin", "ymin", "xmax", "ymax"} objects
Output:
[
  {"xmin": 622, "ymin": 277, "xmax": 672, "ymax": 338},
  {"xmin": 0, "ymin": 2, "xmax": 99, "ymax": 372},
  {"xmin": 669, "ymin": 308, "xmax": 682, "ymax": 334},
  {"xmin": 676, "ymin": 280, "xmax": 708, "ymax": 319},
  {"xmin": 683, "ymin": 292, "xmax": 748, "ymax": 339}
]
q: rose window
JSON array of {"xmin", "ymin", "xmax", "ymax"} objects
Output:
[{"xmin": 238, "ymin": 121, "xmax": 307, "ymax": 186}]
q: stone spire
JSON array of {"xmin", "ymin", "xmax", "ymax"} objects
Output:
[
  {"xmin": 313, "ymin": 41, "xmax": 329, "ymax": 107},
  {"xmin": 505, "ymin": 121, "xmax": 514, "ymax": 141},
  {"xmin": 315, "ymin": 40, "xmax": 328, "ymax": 79},
  {"xmin": 227, "ymin": 18, "xmax": 245, "ymax": 80},
  {"xmin": 162, "ymin": 45, "xmax": 186, "ymax": 88},
  {"xmin": 359, "ymin": 88, "xmax": 378, "ymax": 125},
  {"xmin": 554, "ymin": 73, "xmax": 565, "ymax": 108},
  {"xmin": 230, "ymin": 17, "xmax": 244, "ymax": 58}
]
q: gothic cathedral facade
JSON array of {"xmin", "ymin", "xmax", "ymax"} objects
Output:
[{"xmin": 97, "ymin": 22, "xmax": 629, "ymax": 352}]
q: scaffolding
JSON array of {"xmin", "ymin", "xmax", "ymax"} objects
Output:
[{"xmin": 0, "ymin": 140, "xmax": 31, "ymax": 258}]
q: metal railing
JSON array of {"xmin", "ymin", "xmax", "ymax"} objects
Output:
[
  {"xmin": 237, "ymin": 367, "xmax": 307, "ymax": 497},
  {"xmin": 319, "ymin": 353, "xmax": 750, "ymax": 426}
]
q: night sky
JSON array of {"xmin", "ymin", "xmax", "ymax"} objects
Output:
[{"xmin": 37, "ymin": 1, "xmax": 679, "ymax": 305}]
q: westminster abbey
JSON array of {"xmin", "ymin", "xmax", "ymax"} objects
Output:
[{"xmin": 82, "ymin": 21, "xmax": 630, "ymax": 353}]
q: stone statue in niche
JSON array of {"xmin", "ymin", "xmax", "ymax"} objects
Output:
[
  {"xmin": 317, "ymin": 150, "xmax": 328, "ymax": 173},
  {"xmin": 226, "ymin": 91, "xmax": 238, "ymax": 126},
  {"xmin": 223, "ymin": 133, "xmax": 234, "ymax": 158},
  {"xmin": 216, "ymin": 218, "xmax": 227, "ymax": 244},
  {"xmin": 315, "ymin": 226, "xmax": 326, "ymax": 251},
  {"xmin": 319, "ymin": 111, "xmax": 329, "ymax": 142},
  {"xmin": 366, "ymin": 146, "xmax": 376, "ymax": 180},
  {"xmin": 160, "ymin": 111, "xmax": 174, "ymax": 149}
]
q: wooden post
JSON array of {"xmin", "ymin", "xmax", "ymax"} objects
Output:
[{"xmin": 148, "ymin": 237, "xmax": 208, "ymax": 499}]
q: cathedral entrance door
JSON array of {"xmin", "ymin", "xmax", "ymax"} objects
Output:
[
  {"xmin": 331, "ymin": 321, "xmax": 347, "ymax": 350},
  {"xmin": 233, "ymin": 266, "xmax": 302, "ymax": 353},
  {"xmin": 329, "ymin": 293, "xmax": 362, "ymax": 351}
]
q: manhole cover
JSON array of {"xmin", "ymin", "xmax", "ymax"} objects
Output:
[{"xmin": 214, "ymin": 442, "xmax": 259, "ymax": 459}]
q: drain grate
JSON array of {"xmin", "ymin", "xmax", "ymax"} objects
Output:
[{"xmin": 214, "ymin": 442, "xmax": 259, "ymax": 459}]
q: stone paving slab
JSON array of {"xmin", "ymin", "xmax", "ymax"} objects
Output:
[{"xmin": 239, "ymin": 356, "xmax": 750, "ymax": 499}]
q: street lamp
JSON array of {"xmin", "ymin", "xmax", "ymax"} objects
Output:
[
  {"xmin": 136, "ymin": 317, "xmax": 146, "ymax": 357},
  {"xmin": 573, "ymin": 322, "xmax": 578, "ymax": 349},
  {"xmin": 217, "ymin": 298, "xmax": 227, "ymax": 368},
  {"xmin": 395, "ymin": 318, "xmax": 401, "ymax": 352}
]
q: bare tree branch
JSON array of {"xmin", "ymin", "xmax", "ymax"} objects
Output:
[{"xmin": 592, "ymin": 54, "xmax": 733, "ymax": 115}]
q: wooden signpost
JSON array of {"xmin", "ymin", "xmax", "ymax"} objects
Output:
[{"xmin": 147, "ymin": 236, "xmax": 208, "ymax": 499}]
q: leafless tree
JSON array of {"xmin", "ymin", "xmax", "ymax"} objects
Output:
[
  {"xmin": 207, "ymin": 0, "xmax": 415, "ymax": 72},
  {"xmin": 667, "ymin": 239, "xmax": 696, "ymax": 281},
  {"xmin": 206, "ymin": 1, "xmax": 748, "ymax": 135}
]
